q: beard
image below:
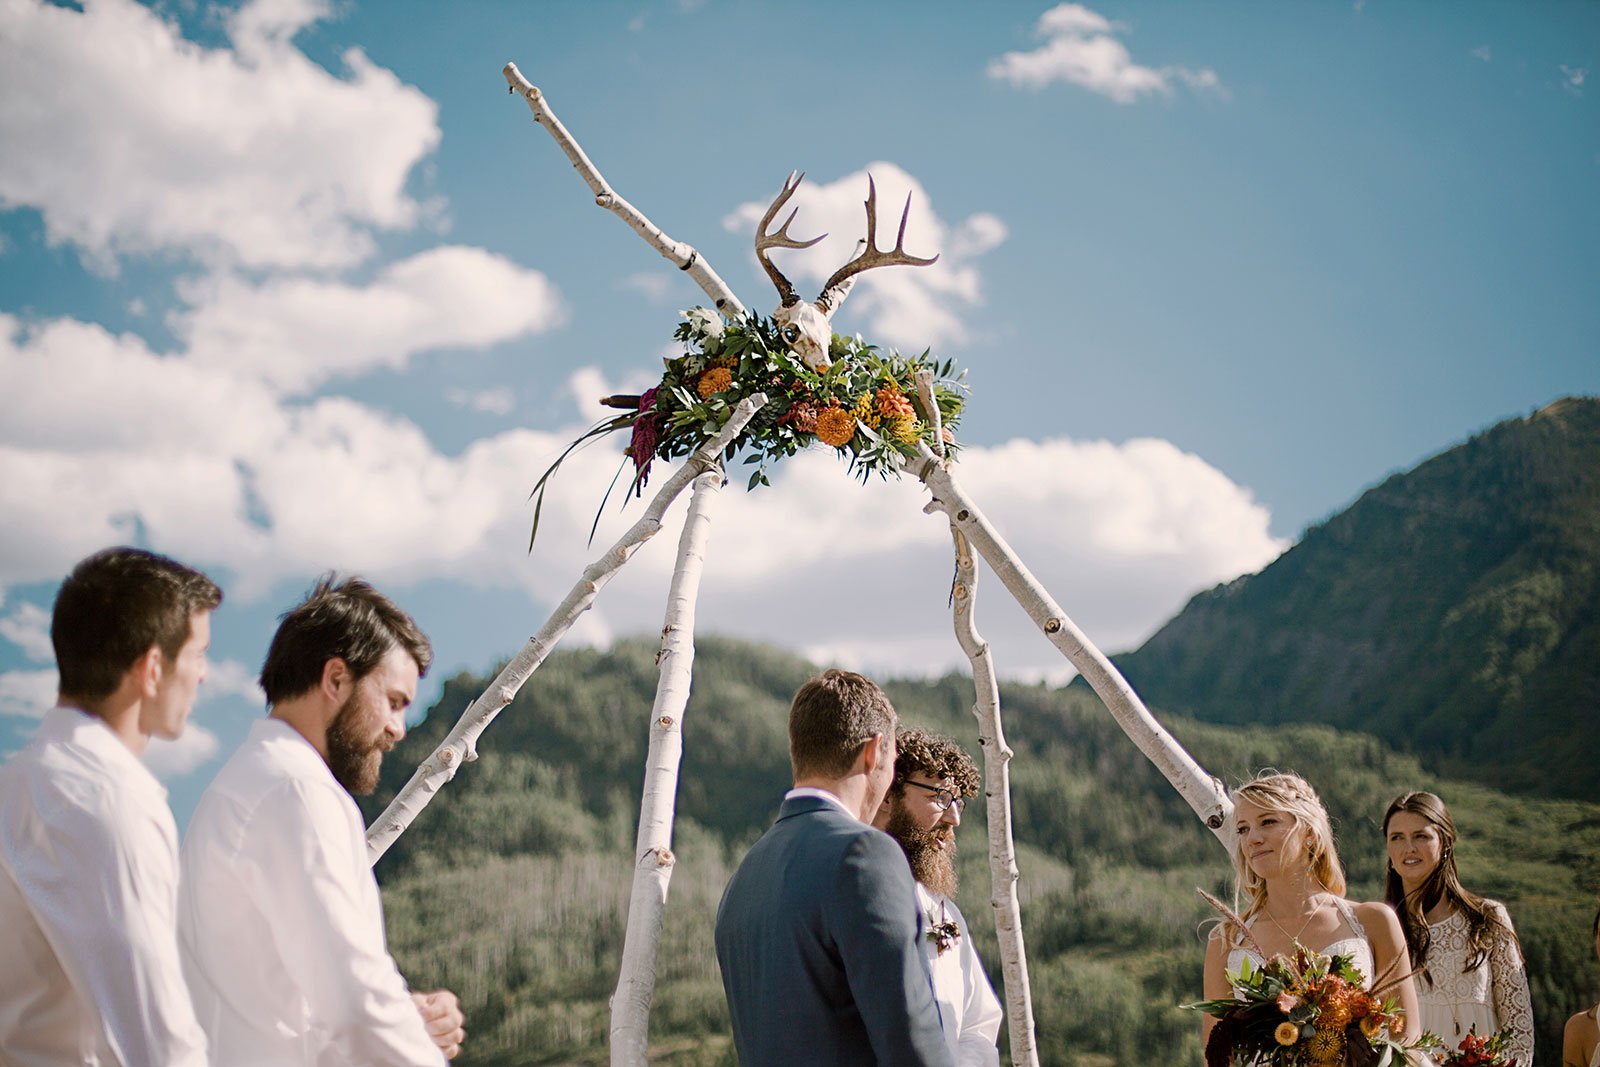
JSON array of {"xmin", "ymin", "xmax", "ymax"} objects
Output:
[
  {"xmin": 325, "ymin": 691, "xmax": 390, "ymax": 796},
  {"xmin": 884, "ymin": 802, "xmax": 958, "ymax": 899}
]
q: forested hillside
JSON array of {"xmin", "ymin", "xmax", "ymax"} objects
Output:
[
  {"xmin": 365, "ymin": 638, "xmax": 1600, "ymax": 1066},
  {"xmin": 1113, "ymin": 396, "xmax": 1600, "ymax": 803}
]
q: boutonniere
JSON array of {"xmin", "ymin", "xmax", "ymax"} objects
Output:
[{"xmin": 927, "ymin": 919, "xmax": 961, "ymax": 956}]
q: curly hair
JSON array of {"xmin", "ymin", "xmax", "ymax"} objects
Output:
[{"xmin": 890, "ymin": 726, "xmax": 981, "ymax": 800}]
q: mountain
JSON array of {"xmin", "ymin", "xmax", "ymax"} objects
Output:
[
  {"xmin": 363, "ymin": 638, "xmax": 1600, "ymax": 1066},
  {"xmin": 1113, "ymin": 397, "xmax": 1600, "ymax": 803}
]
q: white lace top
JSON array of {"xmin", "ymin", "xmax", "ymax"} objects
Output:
[
  {"xmin": 1226, "ymin": 897, "xmax": 1375, "ymax": 984},
  {"xmin": 1413, "ymin": 902, "xmax": 1534, "ymax": 1065}
]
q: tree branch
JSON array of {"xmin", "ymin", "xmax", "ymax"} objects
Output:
[
  {"xmin": 503, "ymin": 62, "xmax": 746, "ymax": 321},
  {"xmin": 365, "ymin": 394, "xmax": 770, "ymax": 863},
  {"xmin": 909, "ymin": 444, "xmax": 1234, "ymax": 849},
  {"xmin": 608, "ymin": 468, "xmax": 724, "ymax": 1066}
]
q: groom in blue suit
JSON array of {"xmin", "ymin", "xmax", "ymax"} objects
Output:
[{"xmin": 715, "ymin": 670, "xmax": 954, "ymax": 1067}]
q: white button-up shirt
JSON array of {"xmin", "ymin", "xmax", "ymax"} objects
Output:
[
  {"xmin": 178, "ymin": 718, "xmax": 443, "ymax": 1066},
  {"xmin": 916, "ymin": 882, "xmax": 1003, "ymax": 1067},
  {"xmin": 0, "ymin": 705, "xmax": 208, "ymax": 1066}
]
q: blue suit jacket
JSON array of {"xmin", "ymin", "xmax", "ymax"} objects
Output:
[{"xmin": 715, "ymin": 794, "xmax": 954, "ymax": 1067}]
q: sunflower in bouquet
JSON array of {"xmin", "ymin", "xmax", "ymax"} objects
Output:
[{"xmin": 1185, "ymin": 891, "xmax": 1431, "ymax": 1067}]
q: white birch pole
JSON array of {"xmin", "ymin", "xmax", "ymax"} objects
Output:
[
  {"xmin": 609, "ymin": 468, "xmax": 724, "ymax": 1066},
  {"xmin": 365, "ymin": 394, "xmax": 769, "ymax": 863},
  {"xmin": 949, "ymin": 525, "xmax": 1041, "ymax": 1067},
  {"xmin": 914, "ymin": 370, "xmax": 1040, "ymax": 1064},
  {"xmin": 906, "ymin": 443, "xmax": 1235, "ymax": 850},
  {"xmin": 503, "ymin": 62, "xmax": 746, "ymax": 322}
]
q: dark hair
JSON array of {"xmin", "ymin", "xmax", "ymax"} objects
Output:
[
  {"xmin": 1383, "ymin": 791, "xmax": 1516, "ymax": 981},
  {"xmin": 259, "ymin": 575, "xmax": 431, "ymax": 705},
  {"xmin": 52, "ymin": 547, "xmax": 222, "ymax": 702},
  {"xmin": 789, "ymin": 669, "xmax": 896, "ymax": 780},
  {"xmin": 891, "ymin": 727, "xmax": 981, "ymax": 800}
]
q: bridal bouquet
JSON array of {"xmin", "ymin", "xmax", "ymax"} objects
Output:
[
  {"xmin": 1185, "ymin": 891, "xmax": 1432, "ymax": 1067},
  {"xmin": 1429, "ymin": 1026, "xmax": 1519, "ymax": 1067}
]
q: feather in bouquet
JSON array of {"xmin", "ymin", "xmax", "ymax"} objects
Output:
[{"xmin": 1184, "ymin": 889, "xmax": 1432, "ymax": 1067}]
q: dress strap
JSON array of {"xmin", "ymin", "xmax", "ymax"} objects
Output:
[{"xmin": 1331, "ymin": 896, "xmax": 1366, "ymax": 939}]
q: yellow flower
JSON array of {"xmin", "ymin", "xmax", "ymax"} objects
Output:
[
  {"xmin": 883, "ymin": 414, "xmax": 922, "ymax": 444},
  {"xmin": 696, "ymin": 367, "xmax": 733, "ymax": 399},
  {"xmin": 849, "ymin": 393, "xmax": 880, "ymax": 429},
  {"xmin": 816, "ymin": 406, "xmax": 857, "ymax": 448},
  {"xmin": 1359, "ymin": 1014, "xmax": 1382, "ymax": 1039},
  {"xmin": 1273, "ymin": 1022, "xmax": 1300, "ymax": 1046},
  {"xmin": 1307, "ymin": 1026, "xmax": 1345, "ymax": 1066}
]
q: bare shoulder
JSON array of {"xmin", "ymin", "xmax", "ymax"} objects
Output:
[
  {"xmin": 1565, "ymin": 1008, "xmax": 1599, "ymax": 1067},
  {"xmin": 1353, "ymin": 899, "xmax": 1401, "ymax": 934}
]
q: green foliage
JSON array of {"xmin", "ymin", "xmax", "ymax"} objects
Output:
[
  {"xmin": 526, "ymin": 310, "xmax": 968, "ymax": 544},
  {"xmin": 1113, "ymin": 397, "xmax": 1600, "ymax": 804},
  {"xmin": 365, "ymin": 638, "xmax": 1600, "ymax": 1066}
]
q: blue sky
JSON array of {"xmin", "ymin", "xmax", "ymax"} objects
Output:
[{"xmin": 1, "ymin": 0, "xmax": 1595, "ymax": 823}]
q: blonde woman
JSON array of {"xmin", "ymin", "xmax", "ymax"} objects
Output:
[
  {"xmin": 1384, "ymin": 792, "xmax": 1534, "ymax": 1062},
  {"xmin": 1203, "ymin": 773, "xmax": 1421, "ymax": 1052}
]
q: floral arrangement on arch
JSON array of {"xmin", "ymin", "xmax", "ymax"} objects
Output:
[{"xmin": 528, "ymin": 306, "xmax": 967, "ymax": 544}]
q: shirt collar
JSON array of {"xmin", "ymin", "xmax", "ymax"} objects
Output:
[
  {"xmin": 40, "ymin": 704, "xmax": 169, "ymax": 801},
  {"xmin": 784, "ymin": 786, "xmax": 857, "ymax": 820}
]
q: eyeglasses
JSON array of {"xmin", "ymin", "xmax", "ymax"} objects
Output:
[{"xmin": 904, "ymin": 780, "xmax": 964, "ymax": 813}]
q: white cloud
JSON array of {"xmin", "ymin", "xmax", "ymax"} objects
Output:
[
  {"xmin": 448, "ymin": 387, "xmax": 518, "ymax": 417},
  {"xmin": 204, "ymin": 659, "xmax": 266, "ymax": 708},
  {"xmin": 987, "ymin": 4, "xmax": 1225, "ymax": 104},
  {"xmin": 1560, "ymin": 65, "xmax": 1587, "ymax": 95},
  {"xmin": 619, "ymin": 272, "xmax": 677, "ymax": 304},
  {"xmin": 177, "ymin": 247, "xmax": 564, "ymax": 394},
  {"xmin": 0, "ymin": 0, "xmax": 441, "ymax": 271},
  {"xmin": 143, "ymin": 723, "xmax": 220, "ymax": 778},
  {"xmin": 723, "ymin": 165, "xmax": 1006, "ymax": 350},
  {"xmin": 0, "ymin": 602, "xmax": 53, "ymax": 662},
  {"xmin": 0, "ymin": 669, "xmax": 56, "ymax": 719},
  {"xmin": 1471, "ymin": 46, "xmax": 1491, "ymax": 63}
]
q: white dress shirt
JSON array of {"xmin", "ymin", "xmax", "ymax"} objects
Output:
[
  {"xmin": 0, "ymin": 705, "xmax": 208, "ymax": 1067},
  {"xmin": 178, "ymin": 718, "xmax": 443, "ymax": 1066},
  {"xmin": 916, "ymin": 882, "xmax": 1002, "ymax": 1067}
]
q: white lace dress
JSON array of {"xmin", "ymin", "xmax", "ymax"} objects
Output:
[
  {"xmin": 1226, "ymin": 897, "xmax": 1376, "ymax": 983},
  {"xmin": 1413, "ymin": 902, "xmax": 1534, "ymax": 1065}
]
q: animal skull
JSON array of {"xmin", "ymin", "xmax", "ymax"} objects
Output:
[
  {"xmin": 755, "ymin": 171, "xmax": 937, "ymax": 373},
  {"xmin": 773, "ymin": 301, "xmax": 833, "ymax": 371}
]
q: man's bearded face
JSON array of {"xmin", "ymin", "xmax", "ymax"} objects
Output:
[
  {"xmin": 885, "ymin": 794, "xmax": 958, "ymax": 899},
  {"xmin": 326, "ymin": 687, "xmax": 393, "ymax": 795}
]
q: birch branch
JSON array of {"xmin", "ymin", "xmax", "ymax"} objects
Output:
[
  {"xmin": 503, "ymin": 62, "xmax": 746, "ymax": 321},
  {"xmin": 609, "ymin": 468, "xmax": 723, "ymax": 1066},
  {"xmin": 366, "ymin": 394, "xmax": 770, "ymax": 863},
  {"xmin": 908, "ymin": 445, "xmax": 1234, "ymax": 850},
  {"xmin": 948, "ymin": 524, "xmax": 1040, "ymax": 1067}
]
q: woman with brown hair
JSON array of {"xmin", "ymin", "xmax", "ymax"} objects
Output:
[{"xmin": 1383, "ymin": 791, "xmax": 1534, "ymax": 1062}]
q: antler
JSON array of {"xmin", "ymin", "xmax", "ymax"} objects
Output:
[
  {"xmin": 817, "ymin": 174, "xmax": 939, "ymax": 315},
  {"xmin": 755, "ymin": 171, "xmax": 825, "ymax": 308}
]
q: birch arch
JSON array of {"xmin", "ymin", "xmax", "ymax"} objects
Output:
[{"xmin": 365, "ymin": 64, "xmax": 1238, "ymax": 1067}]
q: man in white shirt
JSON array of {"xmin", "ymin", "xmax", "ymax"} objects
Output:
[
  {"xmin": 873, "ymin": 727, "xmax": 1003, "ymax": 1067},
  {"xmin": 179, "ymin": 575, "xmax": 465, "ymax": 1065},
  {"xmin": 0, "ymin": 546, "xmax": 220, "ymax": 1065}
]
